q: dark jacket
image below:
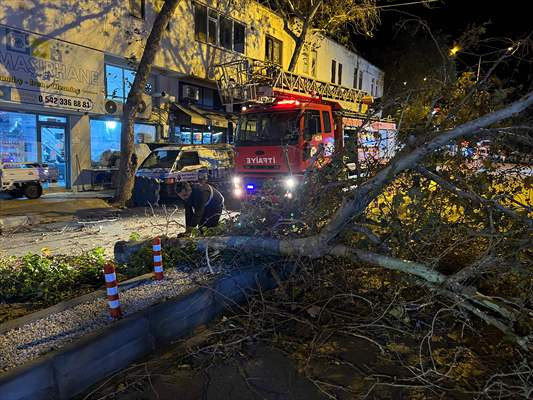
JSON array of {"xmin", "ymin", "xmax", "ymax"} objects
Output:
[{"xmin": 183, "ymin": 183, "xmax": 224, "ymax": 228}]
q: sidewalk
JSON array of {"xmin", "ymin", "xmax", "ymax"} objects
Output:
[{"xmin": 0, "ymin": 190, "xmax": 116, "ymax": 231}]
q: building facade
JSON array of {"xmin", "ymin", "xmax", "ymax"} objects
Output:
[{"xmin": 0, "ymin": 0, "xmax": 384, "ymax": 191}]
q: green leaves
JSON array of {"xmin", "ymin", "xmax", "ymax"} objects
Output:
[{"xmin": 0, "ymin": 249, "xmax": 109, "ymax": 305}]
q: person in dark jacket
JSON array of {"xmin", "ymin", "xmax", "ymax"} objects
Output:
[{"xmin": 176, "ymin": 182, "xmax": 224, "ymax": 232}]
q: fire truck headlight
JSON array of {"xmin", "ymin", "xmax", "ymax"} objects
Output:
[
  {"xmin": 232, "ymin": 176, "xmax": 241, "ymax": 187},
  {"xmin": 233, "ymin": 188, "xmax": 243, "ymax": 197},
  {"xmin": 284, "ymin": 176, "xmax": 296, "ymax": 189}
]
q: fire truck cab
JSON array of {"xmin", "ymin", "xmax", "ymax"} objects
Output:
[
  {"xmin": 232, "ymin": 97, "xmax": 335, "ymax": 198},
  {"xmin": 212, "ymin": 59, "xmax": 395, "ymax": 200}
]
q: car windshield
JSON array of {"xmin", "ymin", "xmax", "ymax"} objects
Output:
[
  {"xmin": 140, "ymin": 150, "xmax": 180, "ymax": 169},
  {"xmin": 236, "ymin": 112, "xmax": 299, "ymax": 146}
]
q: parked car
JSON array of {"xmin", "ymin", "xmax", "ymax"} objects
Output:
[{"xmin": 133, "ymin": 144, "xmax": 234, "ymax": 206}]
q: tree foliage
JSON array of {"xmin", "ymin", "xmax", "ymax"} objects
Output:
[{"xmin": 262, "ymin": 0, "xmax": 380, "ymax": 71}]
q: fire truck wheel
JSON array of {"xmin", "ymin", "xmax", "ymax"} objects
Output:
[
  {"xmin": 8, "ymin": 189, "xmax": 24, "ymax": 199},
  {"xmin": 133, "ymin": 177, "xmax": 160, "ymax": 207},
  {"xmin": 23, "ymin": 182, "xmax": 43, "ymax": 199}
]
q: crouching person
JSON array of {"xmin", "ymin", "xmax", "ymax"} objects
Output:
[{"xmin": 176, "ymin": 181, "xmax": 224, "ymax": 233}]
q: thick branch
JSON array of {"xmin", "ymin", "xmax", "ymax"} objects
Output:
[
  {"xmin": 287, "ymin": 0, "xmax": 322, "ymax": 72},
  {"xmin": 170, "ymin": 237, "xmax": 529, "ymax": 349}
]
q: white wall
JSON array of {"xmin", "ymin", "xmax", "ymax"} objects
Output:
[
  {"xmin": 301, "ymin": 35, "xmax": 383, "ymax": 96},
  {"xmin": 0, "ymin": 0, "xmax": 383, "ymax": 94}
]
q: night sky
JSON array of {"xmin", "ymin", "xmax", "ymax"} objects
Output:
[{"xmin": 356, "ymin": 0, "xmax": 531, "ymax": 67}]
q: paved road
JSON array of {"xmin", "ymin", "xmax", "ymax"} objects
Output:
[{"xmin": 0, "ymin": 206, "xmax": 188, "ymax": 257}]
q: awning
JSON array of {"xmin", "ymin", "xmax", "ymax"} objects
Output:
[
  {"xmin": 189, "ymin": 105, "xmax": 229, "ymax": 128},
  {"xmin": 172, "ymin": 103, "xmax": 207, "ymax": 126}
]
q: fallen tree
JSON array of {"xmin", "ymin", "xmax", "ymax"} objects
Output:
[{"xmin": 168, "ymin": 89, "xmax": 532, "ymax": 351}]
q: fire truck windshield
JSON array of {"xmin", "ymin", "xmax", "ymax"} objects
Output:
[{"xmin": 236, "ymin": 112, "xmax": 299, "ymax": 146}]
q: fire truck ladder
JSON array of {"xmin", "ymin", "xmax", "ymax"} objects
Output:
[{"xmin": 212, "ymin": 59, "xmax": 370, "ymax": 112}]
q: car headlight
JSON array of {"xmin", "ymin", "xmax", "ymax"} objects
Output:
[
  {"xmin": 233, "ymin": 188, "xmax": 243, "ymax": 197},
  {"xmin": 284, "ymin": 176, "xmax": 296, "ymax": 189},
  {"xmin": 232, "ymin": 176, "xmax": 241, "ymax": 187}
]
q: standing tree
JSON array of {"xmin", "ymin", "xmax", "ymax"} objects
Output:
[
  {"xmin": 262, "ymin": 0, "xmax": 380, "ymax": 72},
  {"xmin": 114, "ymin": 0, "xmax": 182, "ymax": 207}
]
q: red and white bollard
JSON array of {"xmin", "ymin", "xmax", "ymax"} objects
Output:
[
  {"xmin": 153, "ymin": 237, "xmax": 164, "ymax": 280},
  {"xmin": 104, "ymin": 262, "xmax": 122, "ymax": 319}
]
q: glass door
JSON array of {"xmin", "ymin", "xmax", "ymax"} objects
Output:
[{"xmin": 39, "ymin": 124, "xmax": 67, "ymax": 188}]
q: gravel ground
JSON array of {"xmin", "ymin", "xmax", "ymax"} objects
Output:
[{"xmin": 0, "ymin": 267, "xmax": 215, "ymax": 373}]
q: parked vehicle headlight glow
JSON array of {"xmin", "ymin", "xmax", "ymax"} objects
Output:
[
  {"xmin": 232, "ymin": 176, "xmax": 241, "ymax": 186},
  {"xmin": 284, "ymin": 176, "xmax": 296, "ymax": 189}
]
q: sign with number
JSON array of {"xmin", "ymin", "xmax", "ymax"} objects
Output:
[{"xmin": 0, "ymin": 25, "xmax": 105, "ymax": 113}]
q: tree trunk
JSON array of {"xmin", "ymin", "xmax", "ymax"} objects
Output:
[
  {"xmin": 114, "ymin": 0, "xmax": 181, "ymax": 207},
  {"xmin": 287, "ymin": 1, "xmax": 322, "ymax": 73}
]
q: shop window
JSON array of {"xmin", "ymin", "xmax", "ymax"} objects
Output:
[
  {"xmin": 90, "ymin": 119, "xmax": 156, "ymax": 167},
  {"xmin": 129, "ymin": 0, "xmax": 145, "ymax": 19},
  {"xmin": 134, "ymin": 123, "xmax": 156, "ymax": 143},
  {"xmin": 180, "ymin": 84, "xmax": 215, "ymax": 108},
  {"xmin": 175, "ymin": 126, "xmax": 192, "ymax": 144},
  {"xmin": 105, "ymin": 64, "xmax": 153, "ymax": 102},
  {"xmin": 182, "ymin": 84, "xmax": 201, "ymax": 102},
  {"xmin": 38, "ymin": 115, "xmax": 67, "ymax": 123},
  {"xmin": 202, "ymin": 132, "xmax": 212, "ymax": 144},
  {"xmin": 192, "ymin": 127, "xmax": 203, "ymax": 144},
  {"xmin": 105, "ymin": 65, "xmax": 124, "ymax": 100},
  {"xmin": 265, "ymin": 35, "xmax": 282, "ymax": 65},
  {"xmin": 212, "ymin": 129, "xmax": 224, "ymax": 144},
  {"xmin": 0, "ymin": 111, "xmax": 37, "ymax": 163},
  {"xmin": 90, "ymin": 120, "xmax": 121, "ymax": 168}
]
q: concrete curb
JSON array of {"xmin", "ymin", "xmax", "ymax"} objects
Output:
[
  {"xmin": 0, "ymin": 264, "xmax": 289, "ymax": 400},
  {"xmin": 0, "ymin": 215, "xmax": 40, "ymax": 233}
]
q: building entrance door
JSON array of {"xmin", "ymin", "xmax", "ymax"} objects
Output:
[{"xmin": 38, "ymin": 123, "xmax": 68, "ymax": 188}]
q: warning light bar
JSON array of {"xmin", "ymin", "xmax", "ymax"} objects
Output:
[{"xmin": 276, "ymin": 99, "xmax": 300, "ymax": 106}]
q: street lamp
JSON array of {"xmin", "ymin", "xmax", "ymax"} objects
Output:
[{"xmin": 449, "ymin": 45, "xmax": 461, "ymax": 56}]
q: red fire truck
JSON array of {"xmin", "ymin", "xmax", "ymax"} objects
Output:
[{"xmin": 213, "ymin": 59, "xmax": 396, "ymax": 199}]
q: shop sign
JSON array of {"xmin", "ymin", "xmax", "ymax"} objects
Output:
[{"xmin": 0, "ymin": 25, "xmax": 104, "ymax": 113}]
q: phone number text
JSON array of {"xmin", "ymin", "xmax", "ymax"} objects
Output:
[{"xmin": 38, "ymin": 94, "xmax": 93, "ymax": 110}]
